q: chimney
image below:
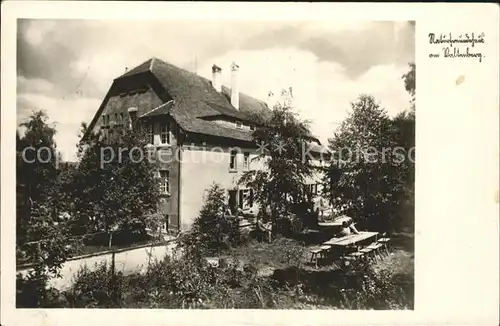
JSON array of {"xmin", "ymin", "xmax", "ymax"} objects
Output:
[
  {"xmin": 212, "ymin": 64, "xmax": 222, "ymax": 92},
  {"xmin": 230, "ymin": 62, "xmax": 239, "ymax": 110}
]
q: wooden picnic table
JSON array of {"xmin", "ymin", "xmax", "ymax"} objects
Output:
[{"xmin": 323, "ymin": 231, "xmax": 379, "ymax": 247}]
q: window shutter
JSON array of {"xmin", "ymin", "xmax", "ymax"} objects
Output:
[{"xmin": 249, "ymin": 189, "xmax": 254, "ymax": 207}]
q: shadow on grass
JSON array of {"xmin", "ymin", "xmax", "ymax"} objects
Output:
[{"xmin": 271, "ymin": 264, "xmax": 413, "ymax": 309}]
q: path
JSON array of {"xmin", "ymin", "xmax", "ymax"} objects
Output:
[{"xmin": 18, "ymin": 242, "xmax": 178, "ymax": 290}]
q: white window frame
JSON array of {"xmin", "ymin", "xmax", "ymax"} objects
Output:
[
  {"xmin": 159, "ymin": 170, "xmax": 170, "ymax": 195},
  {"xmin": 229, "ymin": 150, "xmax": 238, "ymax": 171},
  {"xmin": 243, "ymin": 152, "xmax": 250, "ymax": 170},
  {"xmin": 148, "ymin": 123, "xmax": 154, "ymax": 145},
  {"xmin": 159, "ymin": 121, "xmax": 170, "ymax": 145},
  {"xmin": 240, "ymin": 189, "xmax": 254, "ymax": 209},
  {"xmin": 161, "ymin": 214, "xmax": 169, "ymax": 231}
]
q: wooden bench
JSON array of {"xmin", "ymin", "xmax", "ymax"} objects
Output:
[
  {"xmin": 310, "ymin": 245, "xmax": 332, "ymax": 268},
  {"xmin": 377, "ymin": 233, "xmax": 392, "ymax": 256},
  {"xmin": 309, "ymin": 248, "xmax": 322, "ymax": 268}
]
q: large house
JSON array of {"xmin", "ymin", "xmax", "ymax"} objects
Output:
[{"xmin": 86, "ymin": 57, "xmax": 328, "ymax": 232}]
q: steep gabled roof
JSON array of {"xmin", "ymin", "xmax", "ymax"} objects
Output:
[
  {"xmin": 119, "ymin": 57, "xmax": 269, "ymax": 121},
  {"xmin": 92, "ymin": 57, "xmax": 327, "ymax": 151},
  {"xmin": 140, "ymin": 100, "xmax": 175, "ymax": 118},
  {"xmin": 113, "ymin": 57, "xmax": 270, "ymax": 142}
]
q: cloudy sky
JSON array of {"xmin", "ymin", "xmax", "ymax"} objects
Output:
[{"xmin": 17, "ymin": 19, "xmax": 415, "ymax": 161}]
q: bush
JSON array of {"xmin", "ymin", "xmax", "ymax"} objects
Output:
[
  {"xmin": 127, "ymin": 250, "xmax": 237, "ymax": 308},
  {"xmin": 182, "ymin": 183, "xmax": 241, "ymax": 256},
  {"xmin": 16, "ymin": 273, "xmax": 68, "ymax": 308},
  {"xmin": 66, "ymin": 261, "xmax": 124, "ymax": 308},
  {"xmin": 336, "ymin": 260, "xmax": 413, "ymax": 309}
]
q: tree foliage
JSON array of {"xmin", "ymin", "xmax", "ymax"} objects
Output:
[
  {"xmin": 181, "ymin": 183, "xmax": 241, "ymax": 256},
  {"xmin": 324, "ymin": 63, "xmax": 416, "ymax": 233},
  {"xmin": 392, "ymin": 63, "xmax": 416, "ymax": 231},
  {"xmin": 401, "ymin": 62, "xmax": 415, "ymax": 110},
  {"xmin": 323, "ymin": 95, "xmax": 405, "ymax": 232},
  {"xmin": 238, "ymin": 89, "xmax": 315, "ymax": 231},
  {"xmin": 70, "ymin": 123, "xmax": 162, "ymax": 238},
  {"xmin": 16, "ymin": 110, "xmax": 72, "ymax": 306}
]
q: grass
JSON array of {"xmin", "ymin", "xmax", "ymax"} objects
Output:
[
  {"xmin": 20, "ymin": 230, "xmax": 415, "ymax": 309},
  {"xmin": 225, "ymin": 237, "xmax": 310, "ymax": 270}
]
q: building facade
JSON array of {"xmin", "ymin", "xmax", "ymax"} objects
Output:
[{"xmin": 86, "ymin": 57, "xmax": 328, "ymax": 232}]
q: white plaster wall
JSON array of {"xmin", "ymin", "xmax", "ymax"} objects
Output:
[{"xmin": 179, "ymin": 145, "xmax": 263, "ymax": 230}]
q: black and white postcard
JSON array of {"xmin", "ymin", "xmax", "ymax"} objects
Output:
[{"xmin": 1, "ymin": 2, "xmax": 498, "ymax": 326}]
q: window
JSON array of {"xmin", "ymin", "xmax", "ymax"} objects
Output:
[
  {"xmin": 235, "ymin": 121, "xmax": 242, "ymax": 129},
  {"xmin": 102, "ymin": 114, "xmax": 111, "ymax": 127},
  {"xmin": 249, "ymin": 189, "xmax": 254, "ymax": 207},
  {"xmin": 239, "ymin": 189, "xmax": 254, "ymax": 209},
  {"xmin": 128, "ymin": 108, "xmax": 138, "ymax": 129},
  {"xmin": 305, "ymin": 184, "xmax": 318, "ymax": 196},
  {"xmin": 148, "ymin": 123, "xmax": 154, "ymax": 145},
  {"xmin": 162, "ymin": 214, "xmax": 169, "ymax": 231},
  {"xmin": 230, "ymin": 150, "xmax": 237, "ymax": 170},
  {"xmin": 243, "ymin": 152, "xmax": 250, "ymax": 170},
  {"xmin": 159, "ymin": 122, "xmax": 170, "ymax": 144},
  {"xmin": 250, "ymin": 125, "xmax": 255, "ymax": 131},
  {"xmin": 159, "ymin": 170, "xmax": 170, "ymax": 195}
]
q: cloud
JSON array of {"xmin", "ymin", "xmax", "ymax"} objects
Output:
[
  {"xmin": 17, "ymin": 76, "xmax": 54, "ymax": 94},
  {"xmin": 17, "ymin": 19, "xmax": 414, "ymax": 159},
  {"xmin": 198, "ymin": 48, "xmax": 411, "ymax": 144},
  {"xmin": 241, "ymin": 21, "xmax": 415, "ymax": 79},
  {"xmin": 17, "ymin": 93, "xmax": 100, "ymax": 161}
]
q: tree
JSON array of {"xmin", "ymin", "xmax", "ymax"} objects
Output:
[
  {"xmin": 16, "ymin": 110, "xmax": 72, "ymax": 307},
  {"xmin": 401, "ymin": 62, "xmax": 415, "ymax": 112},
  {"xmin": 238, "ymin": 89, "xmax": 315, "ymax": 237},
  {"xmin": 181, "ymin": 183, "xmax": 241, "ymax": 256},
  {"xmin": 71, "ymin": 123, "xmax": 162, "ymax": 243},
  {"xmin": 323, "ymin": 95, "xmax": 404, "ymax": 232},
  {"xmin": 391, "ymin": 63, "xmax": 416, "ymax": 231}
]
